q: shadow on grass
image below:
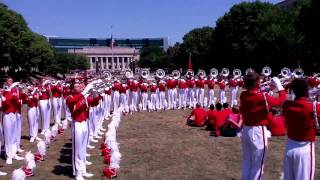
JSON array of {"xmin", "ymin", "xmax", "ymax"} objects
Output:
[
  {"xmin": 52, "ymin": 165, "xmax": 73, "ymax": 178},
  {"xmin": 52, "ymin": 142, "xmax": 73, "ymax": 177}
]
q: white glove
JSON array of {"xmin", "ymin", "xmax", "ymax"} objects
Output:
[
  {"xmin": 271, "ymin": 77, "xmax": 284, "ymax": 91},
  {"xmin": 81, "ymin": 84, "xmax": 93, "ymax": 95},
  {"xmin": 8, "ymin": 82, "xmax": 20, "ymax": 90}
]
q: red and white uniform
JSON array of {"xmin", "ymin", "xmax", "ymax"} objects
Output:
[
  {"xmin": 195, "ymin": 78, "xmax": 205, "ymax": 107},
  {"xmin": 38, "ymin": 85, "xmax": 51, "ymax": 132},
  {"xmin": 219, "ymin": 80, "xmax": 227, "ymax": 104},
  {"xmin": 239, "ymin": 88, "xmax": 286, "ymax": 180},
  {"xmin": 67, "ymin": 92, "xmax": 99, "ymax": 177},
  {"xmin": 167, "ymin": 78, "xmax": 177, "ymax": 109},
  {"xmin": 158, "ymin": 80, "xmax": 166, "ymax": 110},
  {"xmin": 63, "ymin": 86, "xmax": 72, "ymax": 121},
  {"xmin": 26, "ymin": 92, "xmax": 40, "ymax": 141},
  {"xmin": 139, "ymin": 82, "xmax": 148, "ymax": 111},
  {"xmin": 178, "ymin": 79, "xmax": 187, "ymax": 109},
  {"xmin": 129, "ymin": 80, "xmax": 139, "ymax": 112},
  {"xmin": 119, "ymin": 84, "xmax": 129, "ymax": 112},
  {"xmin": 207, "ymin": 78, "xmax": 216, "ymax": 107},
  {"xmin": 1, "ymin": 88, "xmax": 20, "ymax": 160},
  {"xmin": 229, "ymin": 79, "xmax": 239, "ymax": 107},
  {"xmin": 149, "ymin": 83, "xmax": 159, "ymax": 111},
  {"xmin": 51, "ymin": 84, "xmax": 63, "ymax": 125},
  {"xmin": 112, "ymin": 81, "xmax": 121, "ymax": 112},
  {"xmin": 186, "ymin": 79, "xmax": 195, "ymax": 107},
  {"xmin": 282, "ymin": 98, "xmax": 319, "ymax": 180}
]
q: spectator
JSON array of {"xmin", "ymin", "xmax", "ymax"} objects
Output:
[
  {"xmin": 205, "ymin": 104, "xmax": 216, "ymax": 131},
  {"xmin": 267, "ymin": 107, "xmax": 286, "ymax": 136},
  {"xmin": 186, "ymin": 103, "xmax": 206, "ymax": 127},
  {"xmin": 221, "ymin": 105, "xmax": 243, "ymax": 137}
]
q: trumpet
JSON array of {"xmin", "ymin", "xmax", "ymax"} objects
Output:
[{"xmin": 156, "ymin": 69, "xmax": 166, "ymax": 79}]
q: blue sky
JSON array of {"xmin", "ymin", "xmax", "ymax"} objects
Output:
[{"xmin": 1, "ymin": 0, "xmax": 282, "ymax": 45}]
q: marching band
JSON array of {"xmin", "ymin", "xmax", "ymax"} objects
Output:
[{"xmin": 0, "ymin": 66, "xmax": 320, "ymax": 179}]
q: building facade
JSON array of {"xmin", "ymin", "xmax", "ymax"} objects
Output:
[{"xmin": 69, "ymin": 47, "xmax": 139, "ymax": 72}]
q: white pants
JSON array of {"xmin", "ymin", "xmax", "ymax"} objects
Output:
[
  {"xmin": 241, "ymin": 125, "xmax": 269, "ymax": 180},
  {"xmin": 105, "ymin": 94, "xmax": 111, "ymax": 117},
  {"xmin": 168, "ymin": 89, "xmax": 175, "ymax": 109},
  {"xmin": 15, "ymin": 113, "xmax": 22, "ymax": 150},
  {"xmin": 150, "ymin": 92, "xmax": 159, "ymax": 111},
  {"xmin": 72, "ymin": 120, "xmax": 89, "ymax": 176},
  {"xmin": 113, "ymin": 91, "xmax": 120, "ymax": 112},
  {"xmin": 220, "ymin": 89, "xmax": 226, "ymax": 104},
  {"xmin": 28, "ymin": 107, "xmax": 39, "ymax": 138},
  {"xmin": 197, "ymin": 88, "xmax": 204, "ymax": 107},
  {"xmin": 88, "ymin": 108, "xmax": 94, "ymax": 138},
  {"xmin": 187, "ymin": 88, "xmax": 194, "ymax": 107},
  {"xmin": 52, "ymin": 97, "xmax": 62, "ymax": 125},
  {"xmin": 208, "ymin": 89, "xmax": 215, "ymax": 107},
  {"xmin": 63, "ymin": 98, "xmax": 72, "ymax": 121},
  {"xmin": 178, "ymin": 89, "xmax": 186, "ymax": 108},
  {"xmin": 231, "ymin": 87, "xmax": 238, "ymax": 107},
  {"xmin": 141, "ymin": 92, "xmax": 148, "ymax": 111},
  {"xmin": 39, "ymin": 99, "xmax": 50, "ymax": 132},
  {"xmin": 158, "ymin": 91, "xmax": 166, "ymax": 110},
  {"xmin": 284, "ymin": 139, "xmax": 315, "ymax": 180},
  {"xmin": 120, "ymin": 93, "xmax": 128, "ymax": 111},
  {"xmin": 130, "ymin": 91, "xmax": 138, "ymax": 111},
  {"xmin": 2, "ymin": 113, "xmax": 17, "ymax": 159}
]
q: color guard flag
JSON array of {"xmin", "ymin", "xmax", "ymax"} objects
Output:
[{"xmin": 188, "ymin": 52, "xmax": 192, "ymax": 70}]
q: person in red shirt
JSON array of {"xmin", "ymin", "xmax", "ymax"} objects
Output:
[
  {"xmin": 158, "ymin": 80, "xmax": 166, "ymax": 110},
  {"xmin": 63, "ymin": 84, "xmax": 72, "ymax": 122},
  {"xmin": 112, "ymin": 79, "xmax": 121, "ymax": 112},
  {"xmin": 207, "ymin": 103, "xmax": 225, "ymax": 136},
  {"xmin": 67, "ymin": 81, "xmax": 98, "ymax": 180},
  {"xmin": 186, "ymin": 103, "xmax": 206, "ymax": 127},
  {"xmin": 26, "ymin": 86, "xmax": 41, "ymax": 142},
  {"xmin": 51, "ymin": 81, "xmax": 63, "ymax": 126},
  {"xmin": 221, "ymin": 105, "xmax": 243, "ymax": 137},
  {"xmin": 205, "ymin": 104, "xmax": 216, "ymax": 131},
  {"xmin": 207, "ymin": 77, "xmax": 216, "ymax": 108},
  {"xmin": 139, "ymin": 81, "xmax": 148, "ymax": 111},
  {"xmin": 229, "ymin": 78, "xmax": 239, "ymax": 107},
  {"xmin": 195, "ymin": 77, "xmax": 205, "ymax": 107},
  {"xmin": 38, "ymin": 79, "xmax": 51, "ymax": 134},
  {"xmin": 178, "ymin": 79, "xmax": 187, "ymax": 109},
  {"xmin": 240, "ymin": 72, "xmax": 286, "ymax": 180},
  {"xmin": 1, "ymin": 77, "xmax": 24, "ymax": 164},
  {"xmin": 267, "ymin": 107, "xmax": 286, "ymax": 136},
  {"xmin": 219, "ymin": 79, "xmax": 227, "ymax": 104},
  {"xmin": 149, "ymin": 82, "xmax": 159, "ymax": 111},
  {"xmin": 129, "ymin": 80, "xmax": 139, "ymax": 112},
  {"xmin": 282, "ymin": 78, "xmax": 320, "ymax": 180}
]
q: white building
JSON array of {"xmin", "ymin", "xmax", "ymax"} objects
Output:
[{"xmin": 69, "ymin": 46, "xmax": 140, "ymax": 72}]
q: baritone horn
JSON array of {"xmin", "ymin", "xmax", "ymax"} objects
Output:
[
  {"xmin": 209, "ymin": 68, "xmax": 218, "ymax": 78},
  {"xmin": 221, "ymin": 68, "xmax": 229, "ymax": 77},
  {"xmin": 172, "ymin": 70, "xmax": 181, "ymax": 80},
  {"xmin": 125, "ymin": 70, "xmax": 133, "ymax": 79},
  {"xmin": 156, "ymin": 69, "xmax": 166, "ymax": 79},
  {"xmin": 141, "ymin": 69, "xmax": 150, "ymax": 79},
  {"xmin": 197, "ymin": 69, "xmax": 206, "ymax": 78},
  {"xmin": 261, "ymin": 66, "xmax": 272, "ymax": 77}
]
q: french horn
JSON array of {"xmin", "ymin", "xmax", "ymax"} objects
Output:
[
  {"xmin": 141, "ymin": 69, "xmax": 150, "ymax": 79},
  {"xmin": 220, "ymin": 68, "xmax": 229, "ymax": 77},
  {"xmin": 209, "ymin": 68, "xmax": 218, "ymax": 78},
  {"xmin": 156, "ymin": 69, "xmax": 166, "ymax": 79},
  {"xmin": 172, "ymin": 70, "xmax": 181, "ymax": 80},
  {"xmin": 261, "ymin": 66, "xmax": 272, "ymax": 77}
]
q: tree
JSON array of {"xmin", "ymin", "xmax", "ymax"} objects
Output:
[{"xmin": 138, "ymin": 47, "xmax": 170, "ymax": 70}]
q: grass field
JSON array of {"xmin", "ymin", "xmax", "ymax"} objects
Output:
[{"xmin": 1, "ymin": 106, "xmax": 320, "ymax": 180}]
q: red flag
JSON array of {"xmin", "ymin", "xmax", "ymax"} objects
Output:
[{"xmin": 188, "ymin": 53, "xmax": 192, "ymax": 69}]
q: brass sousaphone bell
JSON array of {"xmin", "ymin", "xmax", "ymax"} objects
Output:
[
  {"xmin": 172, "ymin": 70, "xmax": 181, "ymax": 80},
  {"xmin": 209, "ymin": 68, "xmax": 218, "ymax": 78},
  {"xmin": 197, "ymin": 69, "xmax": 206, "ymax": 79},
  {"xmin": 156, "ymin": 69, "xmax": 166, "ymax": 79}
]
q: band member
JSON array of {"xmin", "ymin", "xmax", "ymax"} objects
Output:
[
  {"xmin": 195, "ymin": 77, "xmax": 205, "ymax": 107},
  {"xmin": 26, "ymin": 86, "xmax": 41, "ymax": 142},
  {"xmin": 1, "ymin": 77, "xmax": 24, "ymax": 164},
  {"xmin": 219, "ymin": 79, "xmax": 227, "ymax": 104},
  {"xmin": 129, "ymin": 80, "xmax": 139, "ymax": 112},
  {"xmin": 229, "ymin": 78, "xmax": 239, "ymax": 107},
  {"xmin": 282, "ymin": 78, "xmax": 319, "ymax": 180},
  {"xmin": 240, "ymin": 72, "xmax": 286, "ymax": 180},
  {"xmin": 112, "ymin": 79, "xmax": 121, "ymax": 112},
  {"xmin": 119, "ymin": 83, "xmax": 129, "ymax": 113},
  {"xmin": 51, "ymin": 81, "xmax": 63, "ymax": 126},
  {"xmin": 63, "ymin": 84, "xmax": 72, "ymax": 121},
  {"xmin": 158, "ymin": 79, "xmax": 166, "ymax": 110},
  {"xmin": 39, "ymin": 79, "xmax": 51, "ymax": 133},
  {"xmin": 186, "ymin": 77, "xmax": 195, "ymax": 108},
  {"xmin": 207, "ymin": 76, "xmax": 216, "ymax": 107},
  {"xmin": 139, "ymin": 81, "xmax": 148, "ymax": 111},
  {"xmin": 104, "ymin": 86, "xmax": 112, "ymax": 118},
  {"xmin": 178, "ymin": 78, "xmax": 187, "ymax": 109},
  {"xmin": 167, "ymin": 77, "xmax": 176, "ymax": 110},
  {"xmin": 67, "ymin": 81, "xmax": 97, "ymax": 180},
  {"xmin": 149, "ymin": 82, "xmax": 159, "ymax": 111}
]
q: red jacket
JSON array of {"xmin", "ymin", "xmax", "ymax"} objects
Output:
[
  {"xmin": 139, "ymin": 83, "xmax": 148, "ymax": 92},
  {"xmin": 240, "ymin": 88, "xmax": 286, "ymax": 126},
  {"xmin": 206, "ymin": 110, "xmax": 226, "ymax": 130},
  {"xmin": 51, "ymin": 85, "xmax": 63, "ymax": 98},
  {"xmin": 229, "ymin": 79, "xmax": 238, "ymax": 87},
  {"xmin": 113, "ymin": 82, "xmax": 121, "ymax": 91},
  {"xmin": 1, "ymin": 89, "xmax": 20, "ymax": 113},
  {"xmin": 282, "ymin": 98, "xmax": 319, "ymax": 142},
  {"xmin": 39, "ymin": 85, "xmax": 50, "ymax": 100},
  {"xmin": 26, "ymin": 93, "xmax": 39, "ymax": 108},
  {"xmin": 207, "ymin": 79, "xmax": 216, "ymax": 89},
  {"xmin": 219, "ymin": 81, "xmax": 226, "ymax": 90},
  {"xmin": 63, "ymin": 87, "xmax": 71, "ymax": 98},
  {"xmin": 187, "ymin": 79, "xmax": 195, "ymax": 88},
  {"xmin": 178, "ymin": 80, "xmax": 187, "ymax": 89},
  {"xmin": 195, "ymin": 79, "xmax": 205, "ymax": 88},
  {"xmin": 268, "ymin": 115, "xmax": 286, "ymax": 136},
  {"xmin": 149, "ymin": 84, "xmax": 158, "ymax": 92},
  {"xmin": 130, "ymin": 82, "xmax": 139, "ymax": 92},
  {"xmin": 158, "ymin": 81, "xmax": 166, "ymax": 92}
]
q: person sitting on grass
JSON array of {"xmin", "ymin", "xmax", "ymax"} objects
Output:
[
  {"xmin": 205, "ymin": 104, "xmax": 216, "ymax": 131},
  {"xmin": 207, "ymin": 103, "xmax": 225, "ymax": 136},
  {"xmin": 186, "ymin": 103, "xmax": 206, "ymax": 127},
  {"xmin": 267, "ymin": 107, "xmax": 286, "ymax": 136},
  {"xmin": 221, "ymin": 105, "xmax": 243, "ymax": 137}
]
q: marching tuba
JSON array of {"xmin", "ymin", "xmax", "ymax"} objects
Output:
[
  {"xmin": 232, "ymin": 69, "xmax": 242, "ymax": 78},
  {"xmin": 245, "ymin": 68, "xmax": 255, "ymax": 75},
  {"xmin": 209, "ymin": 68, "xmax": 218, "ymax": 78},
  {"xmin": 261, "ymin": 66, "xmax": 272, "ymax": 77},
  {"xmin": 125, "ymin": 69, "xmax": 134, "ymax": 79},
  {"xmin": 104, "ymin": 71, "xmax": 112, "ymax": 81},
  {"xmin": 220, "ymin": 68, "xmax": 229, "ymax": 78},
  {"xmin": 172, "ymin": 70, "xmax": 181, "ymax": 80},
  {"xmin": 197, "ymin": 69, "xmax": 206, "ymax": 79},
  {"xmin": 292, "ymin": 68, "xmax": 304, "ymax": 78},
  {"xmin": 141, "ymin": 69, "xmax": 150, "ymax": 79},
  {"xmin": 156, "ymin": 69, "xmax": 166, "ymax": 79},
  {"xmin": 185, "ymin": 69, "xmax": 194, "ymax": 78}
]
